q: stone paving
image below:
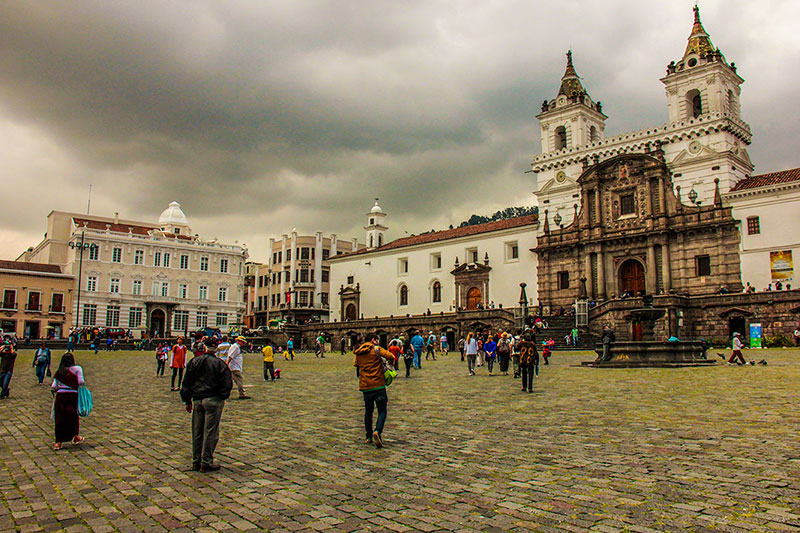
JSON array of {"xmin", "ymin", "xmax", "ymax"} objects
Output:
[{"xmin": 1, "ymin": 347, "xmax": 800, "ymax": 532}]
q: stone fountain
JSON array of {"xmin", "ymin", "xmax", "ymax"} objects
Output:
[{"xmin": 582, "ymin": 294, "xmax": 714, "ymax": 368}]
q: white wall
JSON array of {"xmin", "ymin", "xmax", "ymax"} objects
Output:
[
  {"xmin": 329, "ymin": 225, "xmax": 538, "ymax": 320},
  {"xmin": 728, "ymin": 185, "xmax": 800, "ymax": 290}
]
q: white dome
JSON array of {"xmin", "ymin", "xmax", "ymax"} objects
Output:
[
  {"xmin": 158, "ymin": 201, "xmax": 188, "ymax": 226},
  {"xmin": 370, "ymin": 199, "xmax": 383, "ymax": 214}
]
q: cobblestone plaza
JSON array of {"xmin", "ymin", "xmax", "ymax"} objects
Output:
[{"xmin": 2, "ymin": 349, "xmax": 799, "ymax": 532}]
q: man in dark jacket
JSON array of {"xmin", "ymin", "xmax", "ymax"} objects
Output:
[{"xmin": 180, "ymin": 337, "xmax": 232, "ymax": 472}]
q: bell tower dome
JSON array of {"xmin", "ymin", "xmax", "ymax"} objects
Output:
[
  {"xmin": 364, "ymin": 198, "xmax": 387, "ymax": 250},
  {"xmin": 536, "ymin": 50, "xmax": 607, "ymax": 153},
  {"xmin": 661, "ymin": 6, "xmax": 745, "ymax": 123}
]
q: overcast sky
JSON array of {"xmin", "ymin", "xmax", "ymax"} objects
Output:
[{"xmin": 2, "ymin": 1, "xmax": 799, "ymax": 262}]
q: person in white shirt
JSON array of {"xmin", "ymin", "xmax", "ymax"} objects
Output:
[
  {"xmin": 728, "ymin": 332, "xmax": 746, "ymax": 365},
  {"xmin": 227, "ymin": 336, "xmax": 250, "ymax": 399}
]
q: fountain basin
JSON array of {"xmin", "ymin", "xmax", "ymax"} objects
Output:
[{"xmin": 582, "ymin": 341, "xmax": 715, "ymax": 368}]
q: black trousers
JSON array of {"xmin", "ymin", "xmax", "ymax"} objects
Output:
[
  {"xmin": 263, "ymin": 361, "xmax": 275, "ymax": 380},
  {"xmin": 171, "ymin": 367, "xmax": 184, "ymax": 389},
  {"xmin": 403, "ymin": 357, "xmax": 412, "ymax": 377},
  {"xmin": 520, "ymin": 364, "xmax": 535, "ymax": 391}
]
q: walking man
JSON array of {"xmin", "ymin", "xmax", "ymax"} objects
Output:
[
  {"xmin": 286, "ymin": 338, "xmax": 295, "ymax": 360},
  {"xmin": 227, "ymin": 336, "xmax": 251, "ymax": 399},
  {"xmin": 519, "ymin": 332, "xmax": 538, "ymax": 393},
  {"xmin": 180, "ymin": 337, "xmax": 232, "ymax": 472},
  {"xmin": 410, "ymin": 331, "xmax": 425, "ymax": 369},
  {"xmin": 425, "ymin": 332, "xmax": 436, "ymax": 360},
  {"xmin": 353, "ymin": 332, "xmax": 394, "ymax": 448},
  {"xmin": 728, "ymin": 332, "xmax": 746, "ymax": 365},
  {"xmin": 341, "ymin": 336, "xmax": 347, "ymax": 355}
]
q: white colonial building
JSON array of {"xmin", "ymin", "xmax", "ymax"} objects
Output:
[
  {"xmin": 532, "ymin": 6, "xmax": 799, "ymax": 292},
  {"xmin": 724, "ymin": 169, "xmax": 800, "ymax": 290},
  {"xmin": 329, "ymin": 200, "xmax": 539, "ymax": 321},
  {"xmin": 18, "ymin": 202, "xmax": 248, "ymax": 337}
]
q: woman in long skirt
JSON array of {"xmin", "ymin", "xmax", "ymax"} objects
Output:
[{"xmin": 51, "ymin": 353, "xmax": 85, "ymax": 450}]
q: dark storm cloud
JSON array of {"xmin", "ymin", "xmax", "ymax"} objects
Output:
[{"xmin": 1, "ymin": 1, "xmax": 798, "ymax": 260}]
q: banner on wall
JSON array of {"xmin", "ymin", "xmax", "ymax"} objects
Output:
[
  {"xmin": 749, "ymin": 323, "xmax": 762, "ymax": 348},
  {"xmin": 769, "ymin": 250, "xmax": 794, "ymax": 281}
]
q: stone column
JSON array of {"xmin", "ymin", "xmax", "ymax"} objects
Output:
[
  {"xmin": 646, "ymin": 245, "xmax": 657, "ymax": 294},
  {"xmin": 597, "ymin": 250, "xmax": 606, "ymax": 300},
  {"xmin": 314, "ymin": 232, "xmax": 323, "ymax": 311},
  {"xmin": 584, "ymin": 254, "xmax": 593, "ymax": 298},
  {"xmin": 290, "ymin": 231, "xmax": 297, "ymax": 309},
  {"xmin": 594, "ymin": 188, "xmax": 602, "ymax": 226},
  {"xmin": 280, "ymin": 235, "xmax": 287, "ymax": 307},
  {"xmin": 659, "ymin": 176, "xmax": 667, "ymax": 215},
  {"xmin": 662, "ymin": 243, "xmax": 671, "ymax": 292}
]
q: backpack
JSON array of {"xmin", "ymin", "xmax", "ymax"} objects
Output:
[{"xmin": 497, "ymin": 341, "xmax": 510, "ymax": 355}]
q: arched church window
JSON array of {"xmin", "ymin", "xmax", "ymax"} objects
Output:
[
  {"xmin": 686, "ymin": 89, "xmax": 702, "ymax": 118},
  {"xmin": 369, "ymin": 235, "xmax": 374, "ymax": 248},
  {"xmin": 589, "ymin": 125, "xmax": 598, "ymax": 142},
  {"xmin": 378, "ymin": 234, "xmax": 383, "ymax": 247},
  {"xmin": 399, "ymin": 285, "xmax": 408, "ymax": 306},
  {"xmin": 554, "ymin": 126, "xmax": 567, "ymax": 150},
  {"xmin": 432, "ymin": 281, "xmax": 441, "ymax": 303}
]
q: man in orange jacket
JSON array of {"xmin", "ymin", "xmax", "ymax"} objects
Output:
[{"xmin": 353, "ymin": 332, "xmax": 395, "ymax": 448}]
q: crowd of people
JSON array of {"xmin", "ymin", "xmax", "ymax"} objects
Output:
[{"xmin": 1, "ymin": 315, "xmax": 792, "ymax": 473}]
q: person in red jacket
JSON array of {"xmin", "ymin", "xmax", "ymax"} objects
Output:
[
  {"xmin": 353, "ymin": 332, "xmax": 395, "ymax": 448},
  {"xmin": 170, "ymin": 337, "xmax": 188, "ymax": 391}
]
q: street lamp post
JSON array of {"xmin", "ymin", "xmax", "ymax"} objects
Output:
[{"xmin": 68, "ymin": 232, "xmax": 99, "ymax": 329}]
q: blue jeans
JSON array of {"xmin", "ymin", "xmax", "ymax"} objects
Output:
[
  {"xmin": 362, "ymin": 388, "xmax": 388, "ymax": 438},
  {"xmin": 35, "ymin": 363, "xmax": 48, "ymax": 383},
  {"xmin": 0, "ymin": 371, "xmax": 12, "ymax": 398},
  {"xmin": 413, "ymin": 348, "xmax": 422, "ymax": 368}
]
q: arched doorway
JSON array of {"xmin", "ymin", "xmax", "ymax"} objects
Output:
[
  {"xmin": 345, "ymin": 303, "xmax": 357, "ymax": 321},
  {"xmin": 466, "ymin": 287, "xmax": 482, "ymax": 310},
  {"xmin": 619, "ymin": 259, "xmax": 645, "ymax": 296},
  {"xmin": 150, "ymin": 309, "xmax": 165, "ymax": 338}
]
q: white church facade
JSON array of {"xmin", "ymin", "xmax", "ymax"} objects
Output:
[
  {"xmin": 328, "ymin": 201, "xmax": 539, "ymax": 321},
  {"xmin": 533, "ymin": 6, "xmax": 798, "ymax": 292}
]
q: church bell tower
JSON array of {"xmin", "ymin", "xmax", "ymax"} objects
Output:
[
  {"xmin": 364, "ymin": 199, "xmax": 387, "ymax": 250},
  {"xmin": 660, "ymin": 6, "xmax": 753, "ymax": 200}
]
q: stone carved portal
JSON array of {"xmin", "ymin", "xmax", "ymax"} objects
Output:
[
  {"xmin": 619, "ymin": 259, "xmax": 645, "ymax": 296},
  {"xmin": 451, "ymin": 262, "xmax": 491, "ymax": 310},
  {"xmin": 339, "ymin": 284, "xmax": 361, "ymax": 322}
]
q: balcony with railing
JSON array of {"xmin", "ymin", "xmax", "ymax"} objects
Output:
[
  {"xmin": 25, "ymin": 303, "xmax": 43, "ymax": 312},
  {"xmin": 49, "ymin": 305, "xmax": 65, "ymax": 314},
  {"xmin": 1, "ymin": 302, "xmax": 17, "ymax": 312}
]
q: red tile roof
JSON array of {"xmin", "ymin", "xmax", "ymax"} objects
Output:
[
  {"xmin": 72, "ymin": 218, "xmax": 193, "ymax": 240},
  {"xmin": 335, "ymin": 214, "xmax": 538, "ymax": 258},
  {"xmin": 730, "ymin": 167, "xmax": 800, "ymax": 191},
  {"xmin": 0, "ymin": 260, "xmax": 63, "ymax": 274}
]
